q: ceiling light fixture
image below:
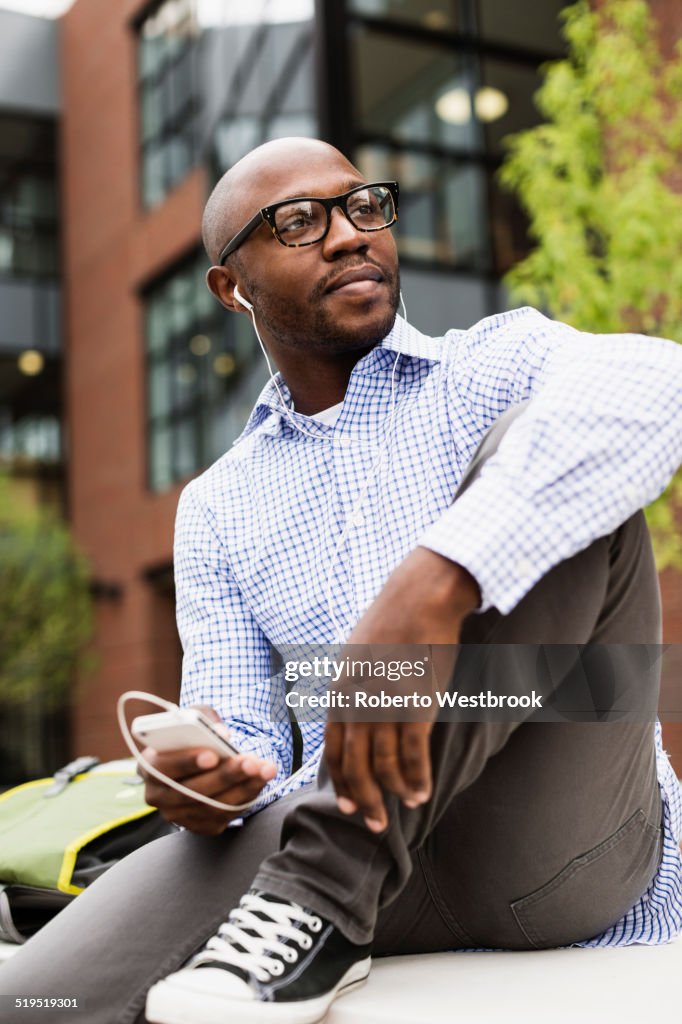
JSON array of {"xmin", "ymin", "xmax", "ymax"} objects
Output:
[
  {"xmin": 189, "ymin": 334, "xmax": 211, "ymax": 356},
  {"xmin": 18, "ymin": 350, "xmax": 44, "ymax": 376},
  {"xmin": 214, "ymin": 353, "xmax": 236, "ymax": 377},
  {"xmin": 435, "ymin": 86, "xmax": 509, "ymax": 125},
  {"xmin": 475, "ymin": 86, "xmax": 509, "ymax": 123},
  {"xmin": 435, "ymin": 88, "xmax": 471, "ymax": 126}
]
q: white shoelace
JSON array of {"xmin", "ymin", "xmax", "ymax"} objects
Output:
[{"xmin": 192, "ymin": 895, "xmax": 324, "ymax": 983}]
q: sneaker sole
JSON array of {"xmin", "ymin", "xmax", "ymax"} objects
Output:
[{"xmin": 145, "ymin": 957, "xmax": 372, "ymax": 1024}]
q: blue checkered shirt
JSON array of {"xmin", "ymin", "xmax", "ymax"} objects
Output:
[{"xmin": 175, "ymin": 307, "xmax": 682, "ymax": 946}]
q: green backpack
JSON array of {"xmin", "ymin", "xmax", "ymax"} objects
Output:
[{"xmin": 0, "ymin": 756, "xmax": 173, "ymax": 944}]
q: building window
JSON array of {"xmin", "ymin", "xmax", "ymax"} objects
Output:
[
  {"xmin": 0, "ymin": 115, "xmax": 59, "ymax": 280},
  {"xmin": 340, "ymin": 0, "xmax": 566, "ymax": 274},
  {"xmin": 144, "ymin": 252, "xmax": 267, "ymax": 492},
  {"xmin": 348, "ymin": 0, "xmax": 565, "ymax": 54},
  {"xmin": 137, "ymin": 0, "xmax": 200, "ymax": 208},
  {"xmin": 203, "ymin": 1, "xmax": 317, "ymax": 177}
]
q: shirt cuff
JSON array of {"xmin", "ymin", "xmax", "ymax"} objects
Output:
[{"xmin": 418, "ymin": 473, "xmax": 574, "ymax": 615}]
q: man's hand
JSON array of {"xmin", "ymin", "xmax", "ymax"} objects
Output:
[
  {"xmin": 325, "ymin": 548, "xmax": 480, "ymax": 833},
  {"xmin": 138, "ymin": 705, "xmax": 277, "ymax": 835}
]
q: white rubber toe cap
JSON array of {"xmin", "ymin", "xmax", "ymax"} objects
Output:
[{"xmin": 161, "ymin": 966, "xmax": 256, "ymax": 1001}]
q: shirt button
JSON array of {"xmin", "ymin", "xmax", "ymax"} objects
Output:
[
  {"xmin": 351, "ymin": 511, "xmax": 365, "ymax": 527},
  {"xmin": 337, "ymin": 436, "xmax": 353, "ymax": 449},
  {"xmin": 516, "ymin": 558, "xmax": 533, "ymax": 578},
  {"xmin": 623, "ymin": 484, "xmax": 638, "ymax": 504}
]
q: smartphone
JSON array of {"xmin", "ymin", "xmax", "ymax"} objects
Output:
[{"xmin": 131, "ymin": 708, "xmax": 242, "ymax": 759}]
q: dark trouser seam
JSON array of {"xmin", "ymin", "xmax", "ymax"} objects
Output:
[{"xmin": 416, "ymin": 846, "xmax": 477, "ymax": 948}]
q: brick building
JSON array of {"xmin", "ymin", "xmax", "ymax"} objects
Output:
[{"xmin": 0, "ymin": 0, "xmax": 680, "ymax": 779}]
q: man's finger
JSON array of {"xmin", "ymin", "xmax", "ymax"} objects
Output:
[
  {"xmin": 143, "ymin": 753, "xmax": 275, "ymax": 810},
  {"xmin": 370, "ymin": 724, "xmax": 412, "ymax": 801},
  {"xmin": 138, "ymin": 745, "xmax": 223, "ymax": 783},
  {"xmin": 150, "ymin": 771, "xmax": 271, "ymax": 827},
  {"xmin": 341, "ymin": 724, "xmax": 387, "ymax": 832},
  {"xmin": 399, "ymin": 723, "xmax": 433, "ymax": 802},
  {"xmin": 325, "ymin": 723, "xmax": 357, "ymax": 813}
]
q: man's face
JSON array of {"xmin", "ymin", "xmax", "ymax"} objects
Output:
[{"xmin": 224, "ymin": 149, "xmax": 400, "ymax": 354}]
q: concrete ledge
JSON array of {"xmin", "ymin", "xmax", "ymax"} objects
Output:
[
  {"xmin": 2, "ymin": 937, "xmax": 680, "ymax": 1020},
  {"xmin": 328, "ymin": 942, "xmax": 682, "ymax": 1023}
]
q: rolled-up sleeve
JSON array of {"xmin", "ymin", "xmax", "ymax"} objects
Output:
[{"xmin": 419, "ymin": 309, "xmax": 682, "ymax": 613}]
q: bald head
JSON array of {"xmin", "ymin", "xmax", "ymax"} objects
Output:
[{"xmin": 202, "ymin": 138, "xmax": 359, "ymax": 266}]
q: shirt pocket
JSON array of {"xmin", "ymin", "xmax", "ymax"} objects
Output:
[{"xmin": 510, "ymin": 808, "xmax": 662, "ymax": 949}]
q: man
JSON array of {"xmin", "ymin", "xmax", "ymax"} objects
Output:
[{"xmin": 1, "ymin": 137, "xmax": 681, "ymax": 1024}]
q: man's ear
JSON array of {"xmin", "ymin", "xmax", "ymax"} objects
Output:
[{"xmin": 206, "ymin": 265, "xmax": 241, "ymax": 313}]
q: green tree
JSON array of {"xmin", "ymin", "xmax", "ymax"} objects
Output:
[
  {"xmin": 0, "ymin": 475, "xmax": 94, "ymax": 707},
  {"xmin": 500, "ymin": 0, "xmax": 682, "ymax": 566}
]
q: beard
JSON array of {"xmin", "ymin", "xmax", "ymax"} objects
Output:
[{"xmin": 242, "ymin": 259, "xmax": 401, "ymax": 355}]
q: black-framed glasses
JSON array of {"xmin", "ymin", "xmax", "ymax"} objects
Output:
[{"xmin": 217, "ymin": 181, "xmax": 399, "ymax": 264}]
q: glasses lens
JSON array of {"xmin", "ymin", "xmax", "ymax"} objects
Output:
[
  {"xmin": 348, "ymin": 186, "xmax": 395, "ymax": 230},
  {"xmin": 274, "ymin": 200, "xmax": 327, "ymax": 245}
]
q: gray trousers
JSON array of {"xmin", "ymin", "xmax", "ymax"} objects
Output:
[{"xmin": 0, "ymin": 407, "xmax": 664, "ymax": 1023}]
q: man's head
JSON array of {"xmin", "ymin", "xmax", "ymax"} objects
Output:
[{"xmin": 203, "ymin": 138, "xmax": 400, "ymax": 357}]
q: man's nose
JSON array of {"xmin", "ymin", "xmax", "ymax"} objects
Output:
[{"xmin": 321, "ymin": 206, "xmax": 368, "ymax": 259}]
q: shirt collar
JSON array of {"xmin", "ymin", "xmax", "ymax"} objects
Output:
[{"xmin": 235, "ymin": 315, "xmax": 444, "ymax": 444}]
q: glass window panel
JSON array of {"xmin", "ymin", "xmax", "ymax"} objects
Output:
[
  {"xmin": 166, "ymin": 135, "xmax": 192, "ymax": 183},
  {"xmin": 173, "ymin": 344, "xmax": 203, "ymax": 407},
  {"xmin": 0, "ymin": 116, "xmax": 59, "ymax": 281},
  {"xmin": 13, "ymin": 233, "xmax": 42, "ymax": 276},
  {"xmin": 175, "ymin": 417, "xmax": 198, "ymax": 478},
  {"xmin": 0, "ymin": 230, "xmax": 13, "ymax": 271},
  {"xmin": 142, "ymin": 144, "xmax": 165, "ymax": 207},
  {"xmin": 353, "ymin": 29, "xmax": 479, "ymax": 152},
  {"xmin": 443, "ymin": 164, "xmax": 487, "ymax": 268},
  {"xmin": 147, "ymin": 301, "xmax": 170, "ymax": 354},
  {"xmin": 138, "ymin": 0, "xmax": 199, "ymax": 207},
  {"xmin": 141, "ymin": 83, "xmax": 163, "ymax": 143},
  {"xmin": 235, "ymin": 315, "xmax": 264, "ymax": 363},
  {"xmin": 33, "ymin": 237, "xmax": 59, "ymax": 277},
  {"xmin": 196, "ymin": 263, "xmax": 217, "ymax": 315},
  {"xmin": 261, "ymin": 22, "xmax": 298, "ymax": 89},
  {"xmin": 477, "ymin": 0, "xmax": 565, "ymax": 56},
  {"xmin": 150, "ymin": 424, "xmax": 173, "ymax": 492},
  {"xmin": 168, "ymin": 271, "xmax": 194, "ymax": 333},
  {"xmin": 265, "ymin": 112, "xmax": 316, "ymax": 142},
  {"xmin": 349, "ymin": 0, "xmax": 457, "ymax": 32},
  {"xmin": 138, "ymin": 35, "xmax": 163, "ymax": 79},
  {"xmin": 355, "ymin": 144, "xmax": 487, "ymax": 269},
  {"xmin": 15, "ymin": 177, "xmax": 57, "ymax": 219},
  {"xmin": 170, "ymin": 49, "xmax": 194, "ymax": 121},
  {"xmin": 159, "ymin": 72, "xmax": 176, "ymax": 126},
  {"xmin": 488, "ymin": 171, "xmax": 529, "ymax": 274},
  {"xmin": 479, "ymin": 58, "xmax": 543, "ymax": 157},
  {"xmin": 277, "ymin": 35, "xmax": 314, "ymax": 112},
  {"xmin": 213, "ymin": 116, "xmax": 261, "ymax": 172},
  {"xmin": 145, "ymin": 252, "xmax": 267, "ymax": 491},
  {"xmin": 149, "ymin": 360, "xmax": 172, "ymax": 417}
]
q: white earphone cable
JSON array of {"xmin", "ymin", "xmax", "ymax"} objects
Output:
[
  {"xmin": 118, "ymin": 290, "xmax": 410, "ymax": 812},
  {"xmin": 117, "ymin": 690, "xmax": 318, "ymax": 813}
]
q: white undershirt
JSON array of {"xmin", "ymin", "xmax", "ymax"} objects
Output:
[{"xmin": 304, "ymin": 402, "xmax": 343, "ymax": 426}]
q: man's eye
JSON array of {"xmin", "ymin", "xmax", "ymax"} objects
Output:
[{"xmin": 278, "ymin": 205, "xmax": 316, "ymax": 234}]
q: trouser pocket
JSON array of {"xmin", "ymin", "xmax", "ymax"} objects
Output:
[{"xmin": 510, "ymin": 808, "xmax": 662, "ymax": 948}]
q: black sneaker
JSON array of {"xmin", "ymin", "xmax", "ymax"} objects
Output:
[{"xmin": 145, "ymin": 891, "xmax": 372, "ymax": 1024}]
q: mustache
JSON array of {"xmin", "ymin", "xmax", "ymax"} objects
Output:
[{"xmin": 311, "ymin": 257, "xmax": 395, "ymax": 301}]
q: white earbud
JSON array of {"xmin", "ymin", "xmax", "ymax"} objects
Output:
[{"xmin": 234, "ymin": 284, "xmax": 253, "ymax": 312}]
